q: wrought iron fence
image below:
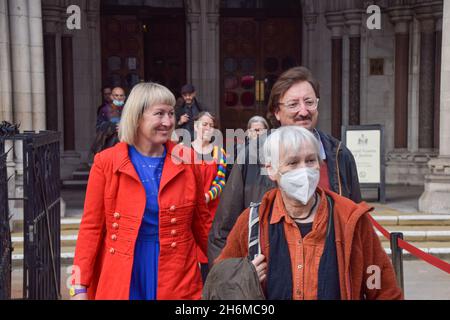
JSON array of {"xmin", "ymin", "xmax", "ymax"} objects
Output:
[
  {"xmin": 21, "ymin": 132, "xmax": 61, "ymax": 300},
  {"xmin": 1, "ymin": 131, "xmax": 61, "ymax": 300},
  {"xmin": 0, "ymin": 139, "xmax": 12, "ymax": 300}
]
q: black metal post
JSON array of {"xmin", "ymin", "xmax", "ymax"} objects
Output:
[{"xmin": 390, "ymin": 232, "xmax": 405, "ymax": 293}]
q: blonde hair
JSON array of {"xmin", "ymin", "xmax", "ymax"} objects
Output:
[{"xmin": 118, "ymin": 82, "xmax": 176, "ymax": 145}]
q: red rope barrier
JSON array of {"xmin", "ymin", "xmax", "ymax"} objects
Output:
[{"xmin": 367, "ymin": 214, "xmax": 450, "ymax": 274}]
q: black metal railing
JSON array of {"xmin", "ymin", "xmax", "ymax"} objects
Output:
[
  {"xmin": 390, "ymin": 232, "xmax": 405, "ymax": 292},
  {"xmin": 0, "ymin": 139, "xmax": 12, "ymax": 300},
  {"xmin": 21, "ymin": 131, "xmax": 61, "ymax": 300}
]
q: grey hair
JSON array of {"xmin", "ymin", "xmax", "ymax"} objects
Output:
[
  {"xmin": 247, "ymin": 116, "xmax": 269, "ymax": 130},
  {"xmin": 263, "ymin": 126, "xmax": 321, "ymax": 172}
]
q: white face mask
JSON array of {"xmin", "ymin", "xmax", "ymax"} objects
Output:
[{"xmin": 278, "ymin": 167, "xmax": 320, "ymax": 205}]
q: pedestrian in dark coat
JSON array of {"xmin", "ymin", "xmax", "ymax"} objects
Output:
[{"xmin": 208, "ymin": 66, "xmax": 361, "ymax": 265}]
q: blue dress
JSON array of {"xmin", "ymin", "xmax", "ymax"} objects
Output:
[{"xmin": 128, "ymin": 146, "xmax": 166, "ymax": 300}]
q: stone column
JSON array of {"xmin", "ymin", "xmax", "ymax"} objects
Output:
[
  {"xmin": 87, "ymin": 2, "xmax": 102, "ymax": 149},
  {"xmin": 28, "ymin": 0, "xmax": 46, "ymax": 131},
  {"xmin": 61, "ymin": 35, "xmax": 75, "ymax": 151},
  {"xmin": 8, "ymin": 0, "xmax": 33, "ymax": 224},
  {"xmin": 304, "ymin": 13, "xmax": 318, "ymax": 69},
  {"xmin": 206, "ymin": 11, "xmax": 220, "ymax": 117},
  {"xmin": 434, "ymin": 13, "xmax": 443, "ymax": 149},
  {"xmin": 186, "ymin": 0, "xmax": 202, "ymax": 95},
  {"xmin": 0, "ymin": 0, "xmax": 16, "ymax": 228},
  {"xmin": 9, "ymin": 0, "xmax": 33, "ymax": 131},
  {"xmin": 326, "ymin": 12, "xmax": 344, "ymax": 139},
  {"xmin": 415, "ymin": 2, "xmax": 442, "ymax": 149},
  {"xmin": 42, "ymin": 1, "xmax": 61, "ymax": 131},
  {"xmin": 419, "ymin": 0, "xmax": 450, "ymax": 213},
  {"xmin": 344, "ymin": 9, "xmax": 363, "ymax": 125},
  {"xmin": 389, "ymin": 7, "xmax": 413, "ymax": 149},
  {"xmin": 0, "ymin": 0, "xmax": 13, "ymax": 122}
]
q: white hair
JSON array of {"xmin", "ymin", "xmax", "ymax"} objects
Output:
[
  {"xmin": 247, "ymin": 116, "xmax": 269, "ymax": 129},
  {"xmin": 263, "ymin": 126, "xmax": 321, "ymax": 172}
]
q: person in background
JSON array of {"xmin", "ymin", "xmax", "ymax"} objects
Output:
[
  {"xmin": 247, "ymin": 116, "xmax": 269, "ymax": 140},
  {"xmin": 217, "ymin": 126, "xmax": 402, "ymax": 300},
  {"xmin": 208, "ymin": 66, "xmax": 361, "ymax": 266},
  {"xmin": 191, "ymin": 111, "xmax": 226, "ymax": 283},
  {"xmin": 92, "ymin": 87, "xmax": 126, "ymax": 156},
  {"xmin": 97, "ymin": 87, "xmax": 126, "ymax": 129},
  {"xmin": 175, "ymin": 84, "xmax": 204, "ymax": 142},
  {"xmin": 71, "ymin": 82, "xmax": 211, "ymax": 300},
  {"xmin": 235, "ymin": 116, "xmax": 270, "ymax": 161},
  {"xmin": 97, "ymin": 86, "xmax": 112, "ymax": 117}
]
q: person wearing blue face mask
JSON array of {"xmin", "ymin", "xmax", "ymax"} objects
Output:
[
  {"xmin": 92, "ymin": 87, "xmax": 126, "ymax": 157},
  {"xmin": 110, "ymin": 87, "xmax": 126, "ymax": 124},
  {"xmin": 97, "ymin": 87, "xmax": 126, "ymax": 129}
]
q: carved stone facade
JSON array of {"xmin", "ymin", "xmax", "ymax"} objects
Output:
[
  {"xmin": 1, "ymin": 0, "xmax": 449, "ymax": 213},
  {"xmin": 419, "ymin": 0, "xmax": 450, "ymax": 213}
]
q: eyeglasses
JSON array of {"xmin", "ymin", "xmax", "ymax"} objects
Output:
[{"xmin": 278, "ymin": 98, "xmax": 319, "ymax": 112}]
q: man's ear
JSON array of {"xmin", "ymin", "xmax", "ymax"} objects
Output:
[{"xmin": 274, "ymin": 109, "xmax": 281, "ymax": 122}]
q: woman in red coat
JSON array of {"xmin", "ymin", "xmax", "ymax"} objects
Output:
[
  {"xmin": 70, "ymin": 82, "xmax": 211, "ymax": 300},
  {"xmin": 191, "ymin": 112, "xmax": 226, "ymax": 282}
]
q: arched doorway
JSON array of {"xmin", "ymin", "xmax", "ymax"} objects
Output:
[{"xmin": 100, "ymin": 0, "xmax": 186, "ymax": 96}]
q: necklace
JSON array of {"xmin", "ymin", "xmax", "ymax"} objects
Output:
[{"xmin": 293, "ymin": 193, "xmax": 318, "ymax": 222}]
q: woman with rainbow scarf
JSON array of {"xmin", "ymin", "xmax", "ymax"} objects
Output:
[{"xmin": 191, "ymin": 111, "xmax": 227, "ymax": 283}]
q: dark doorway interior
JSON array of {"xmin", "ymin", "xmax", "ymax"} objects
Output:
[
  {"xmin": 219, "ymin": 7, "xmax": 302, "ymax": 130},
  {"xmin": 100, "ymin": 5, "xmax": 186, "ymax": 96}
]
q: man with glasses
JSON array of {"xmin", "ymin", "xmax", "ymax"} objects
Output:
[{"xmin": 208, "ymin": 66, "xmax": 361, "ymax": 265}]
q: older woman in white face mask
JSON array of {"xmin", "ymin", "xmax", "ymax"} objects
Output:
[{"xmin": 215, "ymin": 126, "xmax": 402, "ymax": 300}]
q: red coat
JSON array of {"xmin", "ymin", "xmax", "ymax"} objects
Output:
[
  {"xmin": 72, "ymin": 141, "xmax": 211, "ymax": 300},
  {"xmin": 196, "ymin": 160, "xmax": 220, "ymax": 264}
]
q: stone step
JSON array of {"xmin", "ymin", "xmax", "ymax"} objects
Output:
[
  {"xmin": 61, "ymin": 180, "xmax": 87, "ymax": 188},
  {"xmin": 12, "ymin": 234, "xmax": 78, "ymax": 249},
  {"xmin": 72, "ymin": 171, "xmax": 90, "ymax": 181},
  {"xmin": 372, "ymin": 214, "xmax": 450, "ymax": 226},
  {"xmin": 60, "ymin": 218, "xmax": 82, "ymax": 230},
  {"xmin": 12, "ymin": 218, "xmax": 81, "ymax": 232},
  {"xmin": 11, "ymin": 246, "xmax": 75, "ymax": 267},
  {"xmin": 378, "ymin": 232, "xmax": 450, "ymax": 242},
  {"xmin": 381, "ymin": 241, "xmax": 450, "ymax": 261},
  {"xmin": 374, "ymin": 225, "xmax": 450, "ymax": 242}
]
